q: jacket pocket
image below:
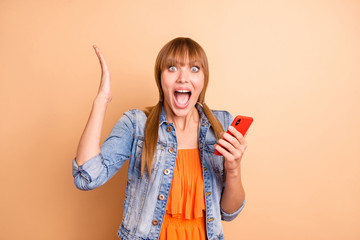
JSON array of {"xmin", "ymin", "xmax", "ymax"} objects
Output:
[
  {"xmin": 204, "ymin": 142, "xmax": 225, "ymax": 176},
  {"xmin": 133, "ymin": 139, "xmax": 165, "ymax": 176}
]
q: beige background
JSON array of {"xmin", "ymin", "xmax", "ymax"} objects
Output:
[{"xmin": 1, "ymin": 0, "xmax": 359, "ymax": 239}]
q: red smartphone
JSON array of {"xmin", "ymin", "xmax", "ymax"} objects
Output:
[{"xmin": 214, "ymin": 115, "xmax": 253, "ymax": 156}]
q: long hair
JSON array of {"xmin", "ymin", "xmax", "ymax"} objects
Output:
[{"xmin": 141, "ymin": 37, "xmax": 224, "ymax": 177}]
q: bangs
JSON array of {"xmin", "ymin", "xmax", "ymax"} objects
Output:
[{"xmin": 159, "ymin": 40, "xmax": 206, "ymax": 70}]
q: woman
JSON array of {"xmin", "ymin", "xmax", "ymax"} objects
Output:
[{"xmin": 72, "ymin": 37, "xmax": 247, "ymax": 240}]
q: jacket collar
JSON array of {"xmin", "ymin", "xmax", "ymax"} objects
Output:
[{"xmin": 159, "ymin": 104, "xmax": 167, "ymax": 126}]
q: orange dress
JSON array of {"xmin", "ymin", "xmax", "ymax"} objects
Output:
[{"xmin": 159, "ymin": 149, "xmax": 206, "ymax": 240}]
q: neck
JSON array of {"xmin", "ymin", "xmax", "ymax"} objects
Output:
[{"xmin": 164, "ymin": 105, "xmax": 200, "ymax": 131}]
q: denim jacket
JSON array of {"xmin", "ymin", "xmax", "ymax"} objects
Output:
[{"xmin": 72, "ymin": 104, "xmax": 245, "ymax": 240}]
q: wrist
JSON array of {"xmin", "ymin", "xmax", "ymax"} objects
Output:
[{"xmin": 226, "ymin": 167, "xmax": 242, "ymax": 178}]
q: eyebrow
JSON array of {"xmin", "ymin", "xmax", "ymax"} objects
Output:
[
  {"xmin": 166, "ymin": 60, "xmax": 200, "ymax": 66},
  {"xmin": 189, "ymin": 60, "xmax": 200, "ymax": 65}
]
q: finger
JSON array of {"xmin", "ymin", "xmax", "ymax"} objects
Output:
[
  {"xmin": 214, "ymin": 143, "xmax": 233, "ymax": 160},
  {"xmin": 217, "ymin": 137, "xmax": 237, "ymax": 155},
  {"xmin": 227, "ymin": 126, "xmax": 246, "ymax": 145},
  {"xmin": 93, "ymin": 45, "xmax": 102, "ymax": 59},
  {"xmin": 93, "ymin": 45, "xmax": 103, "ymax": 64},
  {"xmin": 93, "ymin": 46, "xmax": 104, "ymax": 64},
  {"xmin": 221, "ymin": 131, "xmax": 242, "ymax": 150},
  {"xmin": 217, "ymin": 139, "xmax": 245, "ymax": 165},
  {"xmin": 220, "ymin": 131, "xmax": 247, "ymax": 156},
  {"xmin": 93, "ymin": 45, "xmax": 109, "ymax": 72}
]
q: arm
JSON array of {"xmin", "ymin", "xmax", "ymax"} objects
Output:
[
  {"xmin": 214, "ymin": 126, "xmax": 247, "ymax": 214},
  {"xmin": 75, "ymin": 45, "xmax": 112, "ymax": 166},
  {"xmin": 72, "ymin": 111, "xmax": 134, "ymax": 190},
  {"xmin": 75, "ymin": 95, "xmax": 109, "ymax": 166},
  {"xmin": 73, "ymin": 45, "xmax": 131, "ymax": 191},
  {"xmin": 220, "ymin": 167, "xmax": 245, "ymax": 214}
]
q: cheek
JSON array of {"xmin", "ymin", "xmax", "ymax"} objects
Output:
[
  {"xmin": 160, "ymin": 74, "xmax": 168, "ymax": 91},
  {"xmin": 161, "ymin": 81, "xmax": 170, "ymax": 94},
  {"xmin": 160, "ymin": 77, "xmax": 172, "ymax": 98},
  {"xmin": 194, "ymin": 76, "xmax": 205, "ymax": 92}
]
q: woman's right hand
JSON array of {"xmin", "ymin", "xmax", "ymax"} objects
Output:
[{"xmin": 93, "ymin": 45, "xmax": 112, "ymax": 103}]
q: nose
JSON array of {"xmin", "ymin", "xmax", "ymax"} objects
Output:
[{"xmin": 177, "ymin": 67, "xmax": 189, "ymax": 83}]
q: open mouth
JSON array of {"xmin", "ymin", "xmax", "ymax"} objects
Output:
[{"xmin": 174, "ymin": 89, "xmax": 192, "ymax": 108}]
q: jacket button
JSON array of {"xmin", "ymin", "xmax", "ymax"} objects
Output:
[
  {"xmin": 206, "ymin": 192, "xmax": 211, "ymax": 196},
  {"xmin": 208, "ymin": 217, "xmax": 215, "ymax": 222},
  {"xmin": 166, "ymin": 126, "xmax": 172, "ymax": 132},
  {"xmin": 168, "ymin": 147, "xmax": 174, "ymax": 153},
  {"xmin": 158, "ymin": 194, "xmax": 165, "ymax": 200},
  {"xmin": 163, "ymin": 169, "xmax": 170, "ymax": 175},
  {"xmin": 152, "ymin": 220, "xmax": 159, "ymax": 225},
  {"xmin": 204, "ymin": 167, "xmax": 207, "ymax": 170}
]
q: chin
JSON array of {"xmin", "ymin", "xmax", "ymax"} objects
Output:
[{"xmin": 171, "ymin": 102, "xmax": 197, "ymax": 117}]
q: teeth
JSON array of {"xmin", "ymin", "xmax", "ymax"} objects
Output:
[{"xmin": 176, "ymin": 90, "xmax": 190, "ymax": 93}]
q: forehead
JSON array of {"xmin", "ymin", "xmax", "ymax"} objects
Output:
[{"xmin": 162, "ymin": 49, "xmax": 203, "ymax": 68}]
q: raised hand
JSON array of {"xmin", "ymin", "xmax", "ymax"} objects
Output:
[{"xmin": 93, "ymin": 45, "xmax": 112, "ymax": 103}]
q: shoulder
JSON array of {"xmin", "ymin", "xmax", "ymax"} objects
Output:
[
  {"xmin": 123, "ymin": 109, "xmax": 147, "ymax": 119},
  {"xmin": 210, "ymin": 109, "xmax": 233, "ymax": 120},
  {"xmin": 120, "ymin": 109, "xmax": 147, "ymax": 130},
  {"xmin": 210, "ymin": 109, "xmax": 234, "ymax": 129}
]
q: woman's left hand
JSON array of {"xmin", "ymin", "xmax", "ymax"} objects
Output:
[{"xmin": 214, "ymin": 126, "xmax": 247, "ymax": 175}]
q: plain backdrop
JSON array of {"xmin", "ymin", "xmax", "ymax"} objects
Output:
[{"xmin": 0, "ymin": 0, "xmax": 359, "ymax": 239}]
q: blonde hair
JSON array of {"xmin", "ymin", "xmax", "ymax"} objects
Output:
[{"xmin": 142, "ymin": 37, "xmax": 224, "ymax": 176}]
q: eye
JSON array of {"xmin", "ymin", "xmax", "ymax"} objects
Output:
[
  {"xmin": 168, "ymin": 66, "xmax": 177, "ymax": 72},
  {"xmin": 191, "ymin": 66, "xmax": 200, "ymax": 72}
]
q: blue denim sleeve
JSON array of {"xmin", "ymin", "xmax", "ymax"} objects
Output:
[
  {"xmin": 72, "ymin": 110, "xmax": 135, "ymax": 191},
  {"xmin": 220, "ymin": 199, "xmax": 246, "ymax": 221}
]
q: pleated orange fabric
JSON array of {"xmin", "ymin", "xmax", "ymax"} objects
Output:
[{"xmin": 159, "ymin": 149, "xmax": 206, "ymax": 240}]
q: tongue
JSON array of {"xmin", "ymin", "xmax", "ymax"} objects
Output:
[{"xmin": 175, "ymin": 92, "xmax": 190, "ymax": 105}]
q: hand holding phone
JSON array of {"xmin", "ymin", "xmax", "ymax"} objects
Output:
[{"xmin": 214, "ymin": 115, "xmax": 253, "ymax": 156}]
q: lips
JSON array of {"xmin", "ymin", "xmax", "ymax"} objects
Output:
[{"xmin": 173, "ymin": 89, "xmax": 192, "ymax": 109}]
